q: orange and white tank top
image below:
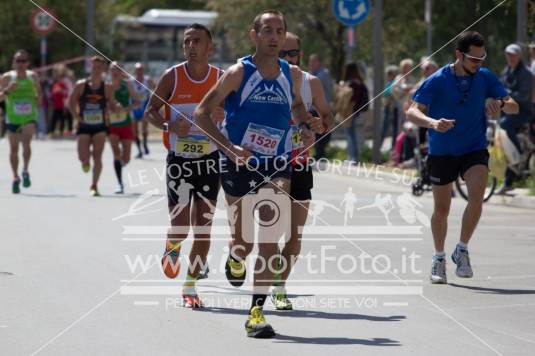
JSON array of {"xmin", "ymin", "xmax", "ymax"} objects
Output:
[{"xmin": 163, "ymin": 62, "xmax": 221, "ymax": 158}]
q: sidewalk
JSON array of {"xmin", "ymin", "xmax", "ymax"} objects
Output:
[{"xmin": 327, "ymin": 138, "xmax": 535, "ymax": 210}]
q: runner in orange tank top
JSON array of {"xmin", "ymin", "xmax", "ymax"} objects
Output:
[{"xmin": 144, "ymin": 23, "xmax": 224, "ymax": 309}]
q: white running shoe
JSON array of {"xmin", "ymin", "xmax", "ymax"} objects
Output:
[
  {"xmin": 452, "ymin": 248, "xmax": 473, "ymax": 278},
  {"xmin": 430, "ymin": 258, "xmax": 447, "ymax": 284}
]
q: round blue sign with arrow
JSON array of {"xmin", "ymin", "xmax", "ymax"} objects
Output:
[{"xmin": 333, "ymin": 0, "xmax": 371, "ymax": 26}]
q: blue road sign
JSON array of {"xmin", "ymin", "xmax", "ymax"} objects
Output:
[{"xmin": 333, "ymin": 0, "xmax": 371, "ymax": 26}]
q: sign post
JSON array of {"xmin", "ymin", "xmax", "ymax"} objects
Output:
[
  {"xmin": 333, "ymin": 0, "xmax": 370, "ymax": 64},
  {"xmin": 31, "ymin": 8, "xmax": 57, "ymax": 68}
]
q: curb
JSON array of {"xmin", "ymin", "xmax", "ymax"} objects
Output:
[{"xmin": 315, "ymin": 160, "xmax": 535, "ymax": 210}]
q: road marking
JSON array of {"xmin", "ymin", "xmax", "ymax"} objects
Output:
[
  {"xmin": 121, "ymin": 286, "xmax": 423, "ymax": 296},
  {"xmin": 383, "ymin": 302, "xmax": 409, "ymax": 307},
  {"xmin": 133, "ymin": 301, "xmax": 159, "ymax": 306}
]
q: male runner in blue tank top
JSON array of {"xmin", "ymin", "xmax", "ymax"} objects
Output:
[{"xmin": 195, "ymin": 10, "xmax": 323, "ymax": 338}]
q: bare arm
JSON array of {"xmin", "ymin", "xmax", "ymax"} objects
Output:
[
  {"xmin": 126, "ymin": 80, "xmax": 140, "ymax": 109},
  {"xmin": 406, "ymin": 101, "xmax": 455, "ymax": 133},
  {"xmin": 485, "ymin": 95, "xmax": 518, "ymax": 117},
  {"xmin": 0, "ymin": 74, "xmax": 10, "ymax": 100},
  {"xmin": 105, "ymin": 83, "xmax": 119, "ymax": 109},
  {"xmin": 290, "ymin": 66, "xmax": 323, "ymax": 133},
  {"xmin": 144, "ymin": 69, "xmax": 174, "ymax": 130},
  {"xmin": 31, "ymin": 72, "xmax": 42, "ymax": 107},
  {"xmin": 194, "ymin": 64, "xmax": 245, "ymax": 162},
  {"xmin": 501, "ymin": 95, "xmax": 519, "ymax": 115},
  {"xmin": 68, "ymin": 80, "xmax": 85, "ymax": 122}
]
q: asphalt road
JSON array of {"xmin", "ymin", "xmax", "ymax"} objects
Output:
[{"xmin": 1, "ymin": 139, "xmax": 534, "ymax": 356}]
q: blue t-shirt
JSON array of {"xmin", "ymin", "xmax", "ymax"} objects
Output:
[{"xmin": 413, "ymin": 65, "xmax": 508, "ymax": 156}]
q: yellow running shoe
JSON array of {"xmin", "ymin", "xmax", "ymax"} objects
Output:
[
  {"xmin": 245, "ymin": 306, "xmax": 275, "ymax": 338},
  {"xmin": 225, "ymin": 255, "xmax": 246, "ymax": 287},
  {"xmin": 271, "ymin": 286, "xmax": 293, "ymax": 311},
  {"xmin": 82, "ymin": 163, "xmax": 91, "ymax": 173}
]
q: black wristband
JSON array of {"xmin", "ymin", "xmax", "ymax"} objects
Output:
[{"xmin": 499, "ymin": 99, "xmax": 505, "ymax": 109}]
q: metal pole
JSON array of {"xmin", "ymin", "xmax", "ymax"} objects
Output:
[
  {"xmin": 372, "ymin": 0, "xmax": 383, "ymax": 164},
  {"xmin": 346, "ymin": 26, "xmax": 353, "ymax": 63},
  {"xmin": 425, "ymin": 0, "xmax": 433, "ymax": 55},
  {"xmin": 85, "ymin": 0, "xmax": 94, "ymax": 73},
  {"xmin": 40, "ymin": 36, "xmax": 47, "ymax": 67},
  {"xmin": 517, "ymin": 0, "xmax": 527, "ymax": 56}
]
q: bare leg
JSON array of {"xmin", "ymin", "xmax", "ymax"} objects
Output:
[
  {"xmin": 460, "ymin": 165, "xmax": 487, "ymax": 244},
  {"xmin": 431, "ymin": 183, "xmax": 453, "ymax": 253},
  {"xmin": 91, "ymin": 133, "xmax": 106, "ymax": 188},
  {"xmin": 20, "ymin": 123, "xmax": 35, "ymax": 172},
  {"xmin": 279, "ymin": 200, "xmax": 309, "ymax": 285},
  {"xmin": 7, "ymin": 132, "xmax": 21, "ymax": 179}
]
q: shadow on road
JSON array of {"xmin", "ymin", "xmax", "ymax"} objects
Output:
[
  {"xmin": 98, "ymin": 193, "xmax": 143, "ymax": 198},
  {"xmin": 197, "ymin": 306, "xmax": 406, "ymax": 323},
  {"xmin": 266, "ymin": 309, "xmax": 406, "ymax": 322},
  {"xmin": 21, "ymin": 193, "xmax": 76, "ymax": 198},
  {"xmin": 449, "ymin": 283, "xmax": 535, "ymax": 295},
  {"xmin": 273, "ymin": 334, "xmax": 401, "ymax": 346}
]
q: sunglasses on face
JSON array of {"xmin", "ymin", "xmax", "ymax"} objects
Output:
[
  {"xmin": 279, "ymin": 49, "xmax": 300, "ymax": 58},
  {"xmin": 15, "ymin": 59, "xmax": 28, "ymax": 64},
  {"xmin": 462, "ymin": 52, "xmax": 486, "ymax": 64}
]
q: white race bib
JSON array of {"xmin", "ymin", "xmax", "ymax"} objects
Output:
[
  {"xmin": 14, "ymin": 101, "xmax": 33, "ymax": 115},
  {"xmin": 241, "ymin": 123, "xmax": 285, "ymax": 156},
  {"xmin": 83, "ymin": 109, "xmax": 104, "ymax": 124}
]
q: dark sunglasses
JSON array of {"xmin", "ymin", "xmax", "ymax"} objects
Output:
[
  {"xmin": 15, "ymin": 59, "xmax": 28, "ymax": 63},
  {"xmin": 279, "ymin": 49, "xmax": 300, "ymax": 58}
]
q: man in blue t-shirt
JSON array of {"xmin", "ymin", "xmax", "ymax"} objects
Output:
[{"xmin": 407, "ymin": 31, "xmax": 518, "ymax": 284}]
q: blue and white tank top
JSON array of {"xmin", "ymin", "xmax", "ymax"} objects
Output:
[
  {"xmin": 131, "ymin": 76, "xmax": 151, "ymax": 119},
  {"xmin": 222, "ymin": 55, "xmax": 294, "ymax": 158}
]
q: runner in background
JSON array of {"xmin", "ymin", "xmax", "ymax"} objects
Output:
[
  {"xmin": 131, "ymin": 62, "xmax": 155, "ymax": 158},
  {"xmin": 0, "ymin": 49, "xmax": 42, "ymax": 194}
]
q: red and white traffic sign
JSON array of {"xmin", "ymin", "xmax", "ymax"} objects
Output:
[{"xmin": 31, "ymin": 8, "xmax": 57, "ymax": 35}]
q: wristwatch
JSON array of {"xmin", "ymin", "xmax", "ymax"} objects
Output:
[{"xmin": 162, "ymin": 122, "xmax": 169, "ymax": 132}]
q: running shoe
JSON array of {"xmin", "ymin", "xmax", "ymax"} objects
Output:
[
  {"xmin": 225, "ymin": 255, "xmax": 246, "ymax": 287},
  {"xmin": 90, "ymin": 185, "xmax": 100, "ymax": 197},
  {"xmin": 197, "ymin": 264, "xmax": 209, "ymax": 280},
  {"xmin": 22, "ymin": 172, "xmax": 31, "ymax": 188},
  {"xmin": 162, "ymin": 240, "xmax": 181, "ymax": 279},
  {"xmin": 114, "ymin": 184, "xmax": 124, "ymax": 194},
  {"xmin": 182, "ymin": 294, "xmax": 204, "ymax": 309},
  {"xmin": 430, "ymin": 258, "xmax": 447, "ymax": 284},
  {"xmin": 12, "ymin": 178, "xmax": 21, "ymax": 194},
  {"xmin": 245, "ymin": 306, "xmax": 275, "ymax": 338},
  {"xmin": 82, "ymin": 163, "xmax": 91, "ymax": 173},
  {"xmin": 271, "ymin": 286, "xmax": 293, "ymax": 311},
  {"xmin": 452, "ymin": 248, "xmax": 473, "ymax": 278}
]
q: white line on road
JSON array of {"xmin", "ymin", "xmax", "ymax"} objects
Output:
[
  {"xmin": 121, "ymin": 286, "xmax": 423, "ymax": 296},
  {"xmin": 121, "ymin": 237, "xmax": 424, "ymax": 242},
  {"xmin": 120, "ymin": 279, "xmax": 424, "ymax": 283},
  {"xmin": 133, "ymin": 301, "xmax": 159, "ymax": 306},
  {"xmin": 383, "ymin": 302, "xmax": 409, "ymax": 307}
]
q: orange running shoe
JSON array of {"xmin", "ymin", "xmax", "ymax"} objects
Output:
[
  {"xmin": 182, "ymin": 294, "xmax": 204, "ymax": 309},
  {"xmin": 161, "ymin": 240, "xmax": 181, "ymax": 278}
]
